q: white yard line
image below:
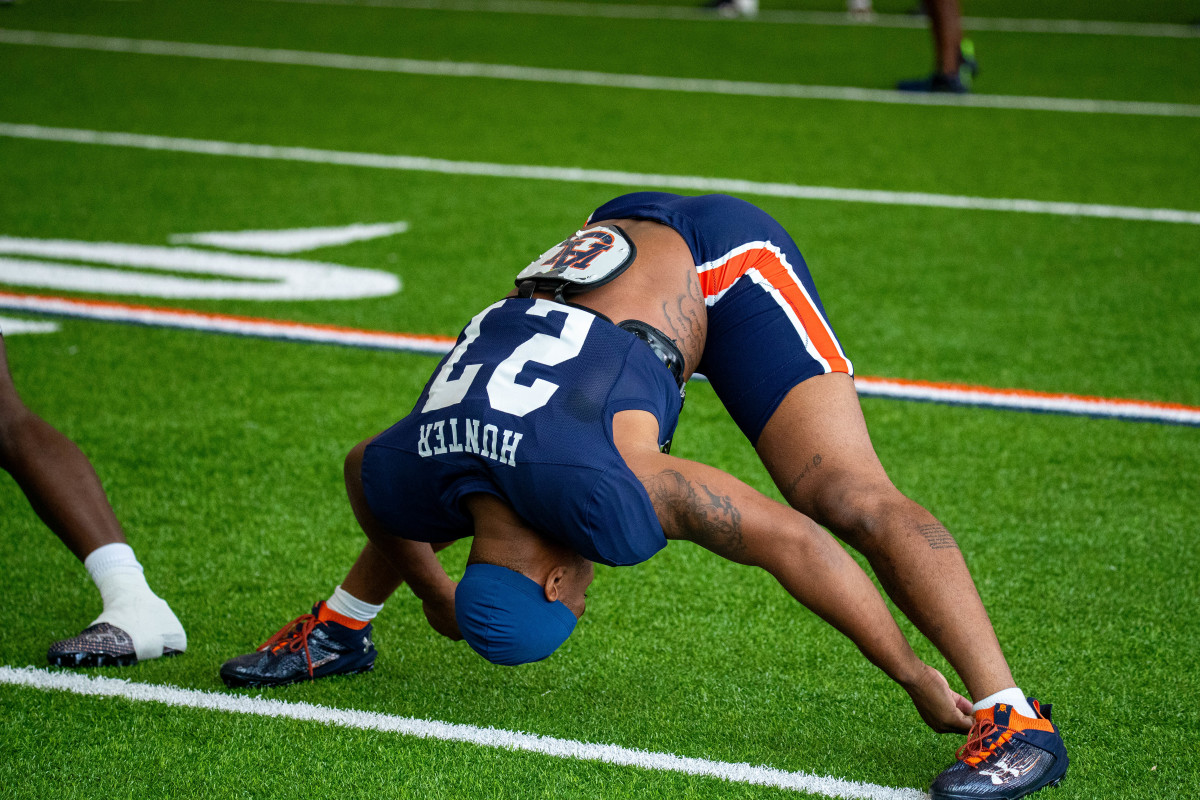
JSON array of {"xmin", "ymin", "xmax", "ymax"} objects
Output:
[
  {"xmin": 2, "ymin": 123, "xmax": 1199, "ymax": 225},
  {"xmin": 3, "ymin": 292, "xmax": 1197, "ymax": 427},
  {"xmin": 2, "ymin": 28, "xmax": 1197, "ymax": 118},
  {"xmin": 0, "ymin": 665, "xmax": 926, "ymax": 800},
  {"xmin": 257, "ymin": 0, "xmax": 1200, "ymax": 39}
]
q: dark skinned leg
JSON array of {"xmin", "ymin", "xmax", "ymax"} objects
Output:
[
  {"xmin": 926, "ymin": 0, "xmax": 964, "ymax": 75},
  {"xmin": 753, "ymin": 373, "xmax": 1016, "ymax": 702},
  {"xmin": 0, "ymin": 335, "xmax": 126, "ymax": 562},
  {"xmin": 341, "ymin": 438, "xmax": 458, "ymax": 638}
]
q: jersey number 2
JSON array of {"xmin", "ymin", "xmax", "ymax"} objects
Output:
[{"xmin": 421, "ymin": 300, "xmax": 594, "ymax": 417}]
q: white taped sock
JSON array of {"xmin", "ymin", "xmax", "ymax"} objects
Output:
[
  {"xmin": 84, "ymin": 543, "xmax": 187, "ymax": 660},
  {"xmin": 326, "ymin": 585, "xmax": 385, "ymax": 623},
  {"xmin": 973, "ymin": 688, "xmax": 1036, "ymax": 718}
]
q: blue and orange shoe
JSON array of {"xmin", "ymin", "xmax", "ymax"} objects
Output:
[
  {"xmin": 219, "ymin": 602, "xmax": 376, "ymax": 688},
  {"xmin": 930, "ymin": 699, "xmax": 1068, "ymax": 800}
]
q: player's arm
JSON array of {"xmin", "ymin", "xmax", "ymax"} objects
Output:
[{"xmin": 613, "ymin": 410, "xmax": 973, "ymax": 732}]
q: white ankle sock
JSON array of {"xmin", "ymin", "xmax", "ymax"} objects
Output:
[
  {"xmin": 84, "ymin": 543, "xmax": 186, "ymax": 659},
  {"xmin": 85, "ymin": 543, "xmax": 154, "ymax": 607},
  {"xmin": 84, "ymin": 542, "xmax": 143, "ymax": 583},
  {"xmin": 973, "ymin": 688, "xmax": 1036, "ymax": 718},
  {"xmin": 326, "ymin": 585, "xmax": 385, "ymax": 623}
]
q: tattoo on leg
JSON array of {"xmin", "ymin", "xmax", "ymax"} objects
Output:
[
  {"xmin": 918, "ymin": 523, "xmax": 959, "ymax": 550},
  {"xmin": 783, "ymin": 453, "xmax": 823, "ymax": 499},
  {"xmin": 642, "ymin": 469, "xmax": 745, "ymax": 558}
]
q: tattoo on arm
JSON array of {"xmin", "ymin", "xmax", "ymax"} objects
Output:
[
  {"xmin": 918, "ymin": 523, "xmax": 959, "ymax": 551},
  {"xmin": 641, "ymin": 469, "xmax": 746, "ymax": 559}
]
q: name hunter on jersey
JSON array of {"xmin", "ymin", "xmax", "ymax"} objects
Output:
[{"xmin": 416, "ymin": 417, "xmax": 523, "ymax": 467}]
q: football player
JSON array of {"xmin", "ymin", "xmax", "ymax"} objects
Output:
[{"xmin": 221, "ymin": 193, "xmax": 1066, "ymax": 799}]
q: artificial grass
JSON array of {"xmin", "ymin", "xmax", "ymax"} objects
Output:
[
  {"xmin": 1, "ymin": 1, "xmax": 1198, "ymax": 797},
  {"xmin": 7, "ymin": 0, "xmax": 1200, "ymax": 103},
  {"xmin": 1, "ymin": 135, "xmax": 1196, "ymax": 407},
  {"xmin": 2, "ymin": 320, "xmax": 1197, "ymax": 797},
  {"xmin": 0, "ymin": 684, "xmax": 820, "ymax": 800}
]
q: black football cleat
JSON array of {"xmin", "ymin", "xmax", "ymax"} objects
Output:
[
  {"xmin": 48, "ymin": 622, "xmax": 184, "ymax": 667},
  {"xmin": 897, "ymin": 40, "xmax": 978, "ymax": 93},
  {"xmin": 220, "ymin": 602, "xmax": 376, "ymax": 688}
]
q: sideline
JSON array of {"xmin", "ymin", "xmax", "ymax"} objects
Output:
[
  {"xmin": 3, "ymin": 123, "xmax": 1199, "ymax": 226},
  {"xmin": 2, "ymin": 29, "xmax": 1198, "ymax": 118},
  {"xmin": 0, "ymin": 665, "xmax": 925, "ymax": 800},
  {"xmin": 258, "ymin": 0, "xmax": 1200, "ymax": 39},
  {"xmin": 3, "ymin": 291, "xmax": 1197, "ymax": 427}
]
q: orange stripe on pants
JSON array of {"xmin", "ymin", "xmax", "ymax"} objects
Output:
[{"xmin": 699, "ymin": 247, "xmax": 850, "ymax": 375}]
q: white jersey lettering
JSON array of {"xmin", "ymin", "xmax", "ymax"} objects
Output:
[
  {"xmin": 432, "ymin": 419, "xmax": 448, "ymax": 455},
  {"xmin": 417, "ymin": 423, "xmax": 434, "ymax": 457},
  {"xmin": 463, "ymin": 418, "xmax": 480, "ymax": 454},
  {"xmin": 499, "ymin": 431, "xmax": 523, "ymax": 467},
  {"xmin": 481, "ymin": 424, "xmax": 500, "ymax": 461},
  {"xmin": 446, "ymin": 418, "xmax": 463, "ymax": 453}
]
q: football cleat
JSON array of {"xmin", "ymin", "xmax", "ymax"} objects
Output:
[
  {"xmin": 48, "ymin": 622, "xmax": 184, "ymax": 668},
  {"xmin": 897, "ymin": 41, "xmax": 978, "ymax": 94},
  {"xmin": 896, "ymin": 72, "xmax": 970, "ymax": 93},
  {"xmin": 957, "ymin": 39, "xmax": 979, "ymax": 89},
  {"xmin": 930, "ymin": 699, "xmax": 1068, "ymax": 800},
  {"xmin": 219, "ymin": 602, "xmax": 376, "ymax": 688}
]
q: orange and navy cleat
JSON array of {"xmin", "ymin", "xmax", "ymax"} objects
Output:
[
  {"xmin": 930, "ymin": 699, "xmax": 1068, "ymax": 800},
  {"xmin": 219, "ymin": 602, "xmax": 376, "ymax": 688}
]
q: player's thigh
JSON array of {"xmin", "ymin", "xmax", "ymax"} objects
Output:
[{"xmin": 754, "ymin": 373, "xmax": 897, "ymax": 526}]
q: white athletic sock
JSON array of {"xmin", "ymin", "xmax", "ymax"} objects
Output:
[
  {"xmin": 84, "ymin": 543, "xmax": 187, "ymax": 659},
  {"xmin": 84, "ymin": 542, "xmax": 143, "ymax": 583},
  {"xmin": 973, "ymin": 688, "xmax": 1037, "ymax": 718},
  {"xmin": 326, "ymin": 585, "xmax": 385, "ymax": 624}
]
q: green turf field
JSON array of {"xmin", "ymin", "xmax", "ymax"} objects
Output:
[{"xmin": 1, "ymin": 0, "xmax": 1198, "ymax": 797}]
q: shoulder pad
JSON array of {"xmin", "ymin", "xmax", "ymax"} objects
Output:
[{"xmin": 515, "ymin": 225, "xmax": 637, "ymax": 297}]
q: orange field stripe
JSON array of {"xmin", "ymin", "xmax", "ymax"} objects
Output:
[{"xmin": 2, "ymin": 291, "xmax": 1197, "ymax": 426}]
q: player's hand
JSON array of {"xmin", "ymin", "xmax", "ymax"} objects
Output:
[
  {"xmin": 422, "ymin": 584, "xmax": 462, "ymax": 641},
  {"xmin": 903, "ymin": 663, "xmax": 974, "ymax": 733}
]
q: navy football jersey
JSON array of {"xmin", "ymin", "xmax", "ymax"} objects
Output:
[{"xmin": 361, "ymin": 298, "xmax": 682, "ymax": 567}]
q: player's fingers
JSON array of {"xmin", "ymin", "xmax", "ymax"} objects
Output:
[{"xmin": 942, "ymin": 704, "xmax": 973, "ymax": 732}]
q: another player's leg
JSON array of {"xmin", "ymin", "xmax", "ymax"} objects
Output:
[
  {"xmin": 0, "ymin": 333, "xmax": 185, "ymax": 666},
  {"xmin": 896, "ymin": 0, "xmax": 977, "ymax": 93},
  {"xmin": 754, "ymin": 373, "xmax": 1067, "ymax": 796}
]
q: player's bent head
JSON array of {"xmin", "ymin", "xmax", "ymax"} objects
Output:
[{"xmin": 455, "ymin": 563, "xmax": 580, "ymax": 666}]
